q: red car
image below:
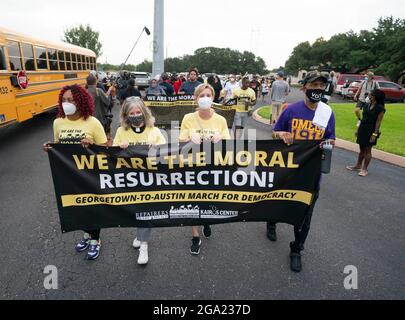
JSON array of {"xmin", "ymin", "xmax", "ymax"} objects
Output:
[
  {"xmin": 336, "ymin": 74, "xmax": 385, "ymax": 95},
  {"xmin": 346, "ymin": 80, "xmax": 405, "ymax": 102}
]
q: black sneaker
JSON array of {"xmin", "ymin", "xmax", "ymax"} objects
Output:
[
  {"xmin": 86, "ymin": 240, "xmax": 101, "ymax": 260},
  {"xmin": 266, "ymin": 223, "xmax": 277, "ymax": 241},
  {"xmin": 75, "ymin": 237, "xmax": 90, "ymax": 252},
  {"xmin": 289, "ymin": 252, "xmax": 302, "ymax": 272},
  {"xmin": 190, "ymin": 237, "xmax": 201, "ymax": 255},
  {"xmin": 202, "ymin": 225, "xmax": 211, "ymax": 238}
]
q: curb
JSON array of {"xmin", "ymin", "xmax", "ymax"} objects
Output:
[
  {"xmin": 253, "ymin": 106, "xmax": 405, "ymax": 168},
  {"xmin": 252, "ymin": 108, "xmax": 270, "ymax": 125}
]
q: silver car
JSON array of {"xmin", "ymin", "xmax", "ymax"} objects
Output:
[{"xmin": 130, "ymin": 72, "xmax": 151, "ymax": 90}]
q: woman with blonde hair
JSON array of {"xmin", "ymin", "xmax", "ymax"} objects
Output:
[
  {"xmin": 179, "ymin": 83, "xmax": 230, "ymax": 255},
  {"xmin": 113, "ymin": 96, "xmax": 166, "ymax": 264}
]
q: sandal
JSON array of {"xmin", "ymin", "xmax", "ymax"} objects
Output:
[
  {"xmin": 358, "ymin": 170, "xmax": 368, "ymax": 177},
  {"xmin": 346, "ymin": 165, "xmax": 361, "ymax": 171}
]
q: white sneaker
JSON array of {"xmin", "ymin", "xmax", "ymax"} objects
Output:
[
  {"xmin": 132, "ymin": 237, "xmax": 141, "ymax": 249},
  {"xmin": 138, "ymin": 242, "xmax": 148, "ymax": 265}
]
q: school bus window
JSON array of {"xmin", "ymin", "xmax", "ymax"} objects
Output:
[
  {"xmin": 86, "ymin": 56, "xmax": 90, "ymax": 70},
  {"xmin": 7, "ymin": 41, "xmax": 23, "ymax": 71},
  {"xmin": 65, "ymin": 52, "xmax": 72, "ymax": 70},
  {"xmin": 58, "ymin": 51, "xmax": 66, "ymax": 70},
  {"xmin": 21, "ymin": 43, "xmax": 35, "ymax": 71},
  {"xmin": 0, "ymin": 46, "xmax": 8, "ymax": 70},
  {"xmin": 35, "ymin": 46, "xmax": 48, "ymax": 70},
  {"xmin": 80, "ymin": 55, "xmax": 85, "ymax": 70},
  {"xmin": 77, "ymin": 55, "xmax": 83, "ymax": 70},
  {"xmin": 48, "ymin": 48, "xmax": 58, "ymax": 71},
  {"xmin": 71, "ymin": 53, "xmax": 77, "ymax": 70}
]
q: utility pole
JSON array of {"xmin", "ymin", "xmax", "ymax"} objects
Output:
[{"xmin": 152, "ymin": 0, "xmax": 164, "ymax": 77}]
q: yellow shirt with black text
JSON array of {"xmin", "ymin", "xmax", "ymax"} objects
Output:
[
  {"xmin": 53, "ymin": 116, "xmax": 107, "ymax": 145},
  {"xmin": 179, "ymin": 112, "xmax": 231, "ymax": 141},
  {"xmin": 113, "ymin": 126, "xmax": 166, "ymax": 146},
  {"xmin": 232, "ymin": 87, "xmax": 256, "ymax": 113}
]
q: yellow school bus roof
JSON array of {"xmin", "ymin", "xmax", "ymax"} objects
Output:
[{"xmin": 0, "ymin": 27, "xmax": 96, "ymax": 57}]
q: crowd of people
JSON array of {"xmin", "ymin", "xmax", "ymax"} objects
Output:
[{"xmin": 42, "ymin": 67, "xmax": 386, "ymax": 273}]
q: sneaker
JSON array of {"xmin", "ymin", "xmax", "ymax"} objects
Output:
[
  {"xmin": 132, "ymin": 237, "xmax": 141, "ymax": 249},
  {"xmin": 86, "ymin": 240, "xmax": 101, "ymax": 260},
  {"xmin": 289, "ymin": 252, "xmax": 302, "ymax": 272},
  {"xmin": 137, "ymin": 242, "xmax": 148, "ymax": 265},
  {"xmin": 190, "ymin": 237, "xmax": 201, "ymax": 255},
  {"xmin": 266, "ymin": 223, "xmax": 277, "ymax": 241},
  {"xmin": 75, "ymin": 236, "xmax": 90, "ymax": 252},
  {"xmin": 202, "ymin": 225, "xmax": 211, "ymax": 238}
]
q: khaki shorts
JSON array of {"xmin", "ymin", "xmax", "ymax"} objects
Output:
[{"xmin": 271, "ymin": 102, "xmax": 283, "ymax": 123}]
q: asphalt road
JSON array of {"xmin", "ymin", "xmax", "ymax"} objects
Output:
[{"xmin": 0, "ymin": 89, "xmax": 404, "ymax": 299}]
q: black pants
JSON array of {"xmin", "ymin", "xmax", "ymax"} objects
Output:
[
  {"xmin": 267, "ymin": 190, "xmax": 319, "ymax": 253},
  {"xmin": 83, "ymin": 229, "xmax": 100, "ymax": 241}
]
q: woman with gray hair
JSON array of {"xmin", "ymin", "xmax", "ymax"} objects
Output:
[{"xmin": 113, "ymin": 96, "xmax": 166, "ymax": 264}]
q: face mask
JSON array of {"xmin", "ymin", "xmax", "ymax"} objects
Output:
[
  {"xmin": 128, "ymin": 115, "xmax": 145, "ymax": 127},
  {"xmin": 62, "ymin": 102, "xmax": 77, "ymax": 115},
  {"xmin": 365, "ymin": 96, "xmax": 371, "ymax": 104},
  {"xmin": 198, "ymin": 96, "xmax": 213, "ymax": 109},
  {"xmin": 364, "ymin": 77, "xmax": 369, "ymax": 82},
  {"xmin": 305, "ymin": 88, "xmax": 324, "ymax": 103}
]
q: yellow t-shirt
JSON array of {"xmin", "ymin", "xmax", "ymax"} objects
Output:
[
  {"xmin": 113, "ymin": 126, "xmax": 166, "ymax": 146},
  {"xmin": 179, "ymin": 111, "xmax": 231, "ymax": 141},
  {"xmin": 232, "ymin": 87, "xmax": 256, "ymax": 113},
  {"xmin": 53, "ymin": 116, "xmax": 107, "ymax": 145}
]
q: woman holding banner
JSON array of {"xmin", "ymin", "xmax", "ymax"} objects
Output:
[
  {"xmin": 113, "ymin": 96, "xmax": 166, "ymax": 265},
  {"xmin": 43, "ymin": 84, "xmax": 108, "ymax": 260},
  {"xmin": 179, "ymin": 84, "xmax": 231, "ymax": 255}
]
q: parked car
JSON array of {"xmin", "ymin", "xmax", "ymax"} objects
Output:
[
  {"xmin": 335, "ymin": 74, "xmax": 385, "ymax": 95},
  {"xmin": 130, "ymin": 71, "xmax": 151, "ymax": 90},
  {"xmin": 346, "ymin": 80, "xmax": 405, "ymax": 102}
]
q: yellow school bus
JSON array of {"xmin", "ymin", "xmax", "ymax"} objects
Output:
[{"xmin": 0, "ymin": 27, "xmax": 97, "ymax": 127}]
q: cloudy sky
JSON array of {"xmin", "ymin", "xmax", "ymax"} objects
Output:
[{"xmin": 1, "ymin": 0, "xmax": 404, "ymax": 70}]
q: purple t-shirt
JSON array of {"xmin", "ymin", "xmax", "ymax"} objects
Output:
[{"xmin": 274, "ymin": 101, "xmax": 335, "ymax": 140}]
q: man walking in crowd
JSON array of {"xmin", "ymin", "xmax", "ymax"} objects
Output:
[
  {"xmin": 222, "ymin": 74, "xmax": 240, "ymax": 101},
  {"xmin": 249, "ymin": 74, "xmax": 261, "ymax": 100},
  {"xmin": 232, "ymin": 76, "xmax": 256, "ymax": 139},
  {"xmin": 270, "ymin": 71, "xmax": 290, "ymax": 125},
  {"xmin": 86, "ymin": 74, "xmax": 116, "ymax": 144},
  {"xmin": 160, "ymin": 73, "xmax": 175, "ymax": 96},
  {"xmin": 354, "ymin": 71, "xmax": 379, "ymax": 121},
  {"xmin": 120, "ymin": 78, "xmax": 142, "ymax": 101},
  {"xmin": 178, "ymin": 68, "xmax": 202, "ymax": 95},
  {"xmin": 270, "ymin": 71, "xmax": 336, "ymax": 272}
]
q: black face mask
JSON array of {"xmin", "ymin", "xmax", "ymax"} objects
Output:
[
  {"xmin": 306, "ymin": 88, "xmax": 324, "ymax": 103},
  {"xmin": 128, "ymin": 115, "xmax": 145, "ymax": 127}
]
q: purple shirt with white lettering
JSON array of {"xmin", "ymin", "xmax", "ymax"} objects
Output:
[{"xmin": 274, "ymin": 100, "xmax": 335, "ymax": 140}]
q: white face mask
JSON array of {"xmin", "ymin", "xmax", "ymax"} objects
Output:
[
  {"xmin": 365, "ymin": 96, "xmax": 371, "ymax": 104},
  {"xmin": 198, "ymin": 96, "xmax": 213, "ymax": 109},
  {"xmin": 62, "ymin": 102, "xmax": 77, "ymax": 115}
]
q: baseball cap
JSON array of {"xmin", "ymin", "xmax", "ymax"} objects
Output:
[
  {"xmin": 277, "ymin": 71, "xmax": 284, "ymax": 77},
  {"xmin": 302, "ymin": 71, "xmax": 329, "ymax": 85}
]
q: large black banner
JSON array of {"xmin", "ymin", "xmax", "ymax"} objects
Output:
[
  {"xmin": 143, "ymin": 95, "xmax": 236, "ymax": 129},
  {"xmin": 48, "ymin": 140, "xmax": 322, "ymax": 233}
]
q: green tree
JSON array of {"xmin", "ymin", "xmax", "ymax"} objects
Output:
[
  {"xmin": 284, "ymin": 16, "xmax": 405, "ymax": 82},
  {"xmin": 135, "ymin": 60, "xmax": 152, "ymax": 72},
  {"xmin": 63, "ymin": 24, "xmax": 103, "ymax": 57}
]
